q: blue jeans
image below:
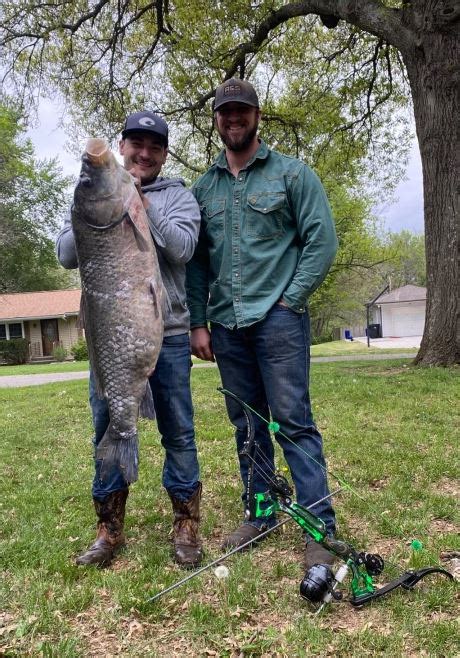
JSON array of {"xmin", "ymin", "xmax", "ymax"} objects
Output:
[
  {"xmin": 90, "ymin": 333, "xmax": 200, "ymax": 501},
  {"xmin": 211, "ymin": 305, "xmax": 336, "ymax": 534}
]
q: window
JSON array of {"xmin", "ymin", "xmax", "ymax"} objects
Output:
[
  {"xmin": 9, "ymin": 323, "xmax": 23, "ymax": 339},
  {"xmin": 0, "ymin": 324, "xmax": 6, "ymax": 340}
]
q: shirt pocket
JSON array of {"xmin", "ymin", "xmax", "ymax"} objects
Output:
[
  {"xmin": 246, "ymin": 192, "xmax": 285, "ymax": 239},
  {"xmin": 201, "ymin": 198, "xmax": 226, "ymax": 244}
]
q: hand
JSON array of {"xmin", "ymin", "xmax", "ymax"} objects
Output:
[
  {"xmin": 191, "ymin": 327, "xmax": 215, "ymax": 362},
  {"xmin": 277, "ymin": 297, "xmax": 289, "ymax": 307}
]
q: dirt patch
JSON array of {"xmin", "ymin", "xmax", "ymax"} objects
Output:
[
  {"xmin": 440, "ymin": 551, "xmax": 460, "ymax": 581},
  {"xmin": 432, "ymin": 477, "xmax": 459, "ymax": 499},
  {"xmin": 429, "ymin": 518, "xmax": 460, "ymax": 534},
  {"xmin": 360, "ymin": 367, "xmax": 411, "ymax": 377},
  {"xmin": 368, "ymin": 476, "xmax": 390, "ymax": 490}
]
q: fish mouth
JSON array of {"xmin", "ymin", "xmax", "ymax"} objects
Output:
[{"xmin": 85, "ymin": 138, "xmax": 111, "ymax": 166}]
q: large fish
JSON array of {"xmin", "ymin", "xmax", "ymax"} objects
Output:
[{"xmin": 72, "ymin": 138, "xmax": 164, "ymax": 483}]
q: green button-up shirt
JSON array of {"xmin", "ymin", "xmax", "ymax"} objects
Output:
[{"xmin": 187, "ymin": 140, "xmax": 338, "ymax": 329}]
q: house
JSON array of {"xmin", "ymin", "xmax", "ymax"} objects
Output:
[
  {"xmin": 372, "ymin": 285, "xmax": 426, "ymax": 337},
  {"xmin": 0, "ymin": 289, "xmax": 82, "ymax": 360}
]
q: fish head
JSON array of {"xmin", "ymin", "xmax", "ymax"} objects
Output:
[{"xmin": 74, "ymin": 138, "xmax": 134, "ymax": 228}]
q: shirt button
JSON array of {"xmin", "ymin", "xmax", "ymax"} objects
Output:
[
  {"xmin": 235, "ymin": 297, "xmax": 240, "ymax": 302},
  {"xmin": 235, "ymin": 273, "xmax": 239, "ymax": 278}
]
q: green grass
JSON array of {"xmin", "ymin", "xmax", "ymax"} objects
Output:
[
  {"xmin": 310, "ymin": 340, "xmax": 418, "ymax": 357},
  {"xmin": 0, "ymin": 361, "xmax": 90, "ymax": 376},
  {"xmin": 0, "ymin": 341, "xmax": 417, "ymax": 377},
  {"xmin": 1, "ymin": 361, "xmax": 458, "ymax": 656}
]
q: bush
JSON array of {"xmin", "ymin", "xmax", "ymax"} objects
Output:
[
  {"xmin": 52, "ymin": 345, "xmax": 68, "ymax": 362},
  {"xmin": 70, "ymin": 337, "xmax": 88, "ymax": 361},
  {"xmin": 0, "ymin": 338, "xmax": 29, "ymax": 364},
  {"xmin": 311, "ymin": 331, "xmax": 335, "ymax": 345}
]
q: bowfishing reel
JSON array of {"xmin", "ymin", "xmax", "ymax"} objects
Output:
[
  {"xmin": 300, "ymin": 563, "xmax": 342, "ymax": 603},
  {"xmin": 300, "ymin": 552, "xmax": 385, "ymax": 606}
]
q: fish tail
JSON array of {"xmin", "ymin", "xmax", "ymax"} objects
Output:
[{"xmin": 97, "ymin": 427, "xmax": 139, "ymax": 484}]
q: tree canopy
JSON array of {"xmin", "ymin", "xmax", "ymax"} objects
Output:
[
  {"xmin": 1, "ymin": 0, "xmax": 458, "ymax": 364},
  {"xmin": 0, "ymin": 102, "xmax": 74, "ymax": 293}
]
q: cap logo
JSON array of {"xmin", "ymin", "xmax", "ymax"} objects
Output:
[
  {"xmin": 224, "ymin": 84, "xmax": 241, "ymax": 96},
  {"xmin": 139, "ymin": 117, "xmax": 156, "ymax": 127}
]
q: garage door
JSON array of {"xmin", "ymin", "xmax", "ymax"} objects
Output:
[{"xmin": 382, "ymin": 305, "xmax": 425, "ymax": 337}]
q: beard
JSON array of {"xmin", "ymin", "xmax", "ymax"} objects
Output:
[{"xmin": 218, "ymin": 123, "xmax": 258, "ymax": 152}]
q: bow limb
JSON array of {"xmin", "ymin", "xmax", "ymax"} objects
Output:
[{"xmin": 349, "ymin": 567, "xmax": 454, "ymax": 606}]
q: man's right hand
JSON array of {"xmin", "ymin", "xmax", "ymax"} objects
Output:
[{"xmin": 191, "ymin": 327, "xmax": 215, "ymax": 362}]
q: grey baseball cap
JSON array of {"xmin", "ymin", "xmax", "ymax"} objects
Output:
[
  {"xmin": 213, "ymin": 78, "xmax": 259, "ymax": 111},
  {"xmin": 122, "ymin": 111, "xmax": 168, "ymax": 146}
]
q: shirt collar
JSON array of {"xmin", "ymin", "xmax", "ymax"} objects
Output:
[{"xmin": 214, "ymin": 139, "xmax": 269, "ymax": 172}]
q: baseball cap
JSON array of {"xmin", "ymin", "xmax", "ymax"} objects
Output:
[
  {"xmin": 122, "ymin": 111, "xmax": 168, "ymax": 146},
  {"xmin": 213, "ymin": 78, "xmax": 259, "ymax": 111}
]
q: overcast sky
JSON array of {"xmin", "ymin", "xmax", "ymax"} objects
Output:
[{"xmin": 26, "ymin": 98, "xmax": 424, "ymax": 235}]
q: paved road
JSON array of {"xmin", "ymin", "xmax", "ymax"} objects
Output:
[{"xmin": 0, "ymin": 353, "xmax": 417, "ymax": 388}]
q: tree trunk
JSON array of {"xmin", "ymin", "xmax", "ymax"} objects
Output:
[{"xmin": 401, "ymin": 26, "xmax": 459, "ymax": 366}]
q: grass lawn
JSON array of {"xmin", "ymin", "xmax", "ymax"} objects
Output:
[
  {"xmin": 0, "ymin": 341, "xmax": 417, "ymax": 378},
  {"xmin": 0, "ymin": 361, "xmax": 90, "ymax": 377},
  {"xmin": 310, "ymin": 341, "xmax": 418, "ymax": 357},
  {"xmin": 1, "ymin": 360, "xmax": 458, "ymax": 656}
]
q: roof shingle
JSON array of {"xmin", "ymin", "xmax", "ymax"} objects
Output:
[
  {"xmin": 375, "ymin": 285, "xmax": 426, "ymax": 304},
  {"xmin": 0, "ymin": 290, "xmax": 81, "ymax": 321}
]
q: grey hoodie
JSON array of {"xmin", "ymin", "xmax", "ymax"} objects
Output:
[{"xmin": 56, "ymin": 177, "xmax": 201, "ymax": 336}]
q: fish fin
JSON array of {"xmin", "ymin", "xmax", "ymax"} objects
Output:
[
  {"xmin": 80, "ymin": 291, "xmax": 104, "ymax": 397},
  {"xmin": 97, "ymin": 426, "xmax": 139, "ymax": 484},
  {"xmin": 150, "ymin": 279, "xmax": 169, "ymax": 320},
  {"xmin": 139, "ymin": 381, "xmax": 156, "ymax": 420},
  {"xmin": 124, "ymin": 212, "xmax": 151, "ymax": 252}
]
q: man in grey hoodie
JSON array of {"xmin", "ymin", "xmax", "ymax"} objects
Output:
[{"xmin": 56, "ymin": 111, "xmax": 203, "ymax": 568}]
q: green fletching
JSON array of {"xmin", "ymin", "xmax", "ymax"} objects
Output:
[
  {"xmin": 411, "ymin": 539, "xmax": 423, "ymax": 551},
  {"xmin": 268, "ymin": 422, "xmax": 280, "ymax": 432}
]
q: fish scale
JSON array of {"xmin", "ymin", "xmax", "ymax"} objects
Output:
[{"xmin": 72, "ymin": 138, "xmax": 164, "ymax": 483}]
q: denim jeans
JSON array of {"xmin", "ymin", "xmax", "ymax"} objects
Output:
[
  {"xmin": 90, "ymin": 333, "xmax": 199, "ymax": 501},
  {"xmin": 211, "ymin": 305, "xmax": 336, "ymax": 534}
]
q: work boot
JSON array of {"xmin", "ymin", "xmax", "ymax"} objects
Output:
[
  {"xmin": 304, "ymin": 537, "xmax": 336, "ymax": 570},
  {"xmin": 76, "ymin": 488, "xmax": 128, "ymax": 567},
  {"xmin": 221, "ymin": 522, "xmax": 270, "ymax": 551},
  {"xmin": 168, "ymin": 483, "xmax": 203, "ymax": 569}
]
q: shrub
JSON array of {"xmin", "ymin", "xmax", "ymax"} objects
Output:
[
  {"xmin": 70, "ymin": 337, "xmax": 88, "ymax": 361},
  {"xmin": 52, "ymin": 345, "xmax": 68, "ymax": 362},
  {"xmin": 311, "ymin": 331, "xmax": 335, "ymax": 345},
  {"xmin": 0, "ymin": 338, "xmax": 29, "ymax": 364}
]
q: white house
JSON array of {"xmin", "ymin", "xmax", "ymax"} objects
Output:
[{"xmin": 373, "ymin": 285, "xmax": 426, "ymax": 337}]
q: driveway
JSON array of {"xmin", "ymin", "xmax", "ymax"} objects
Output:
[{"xmin": 353, "ymin": 336, "xmax": 422, "ymax": 349}]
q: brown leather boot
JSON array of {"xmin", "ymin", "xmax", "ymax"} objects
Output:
[
  {"xmin": 168, "ymin": 483, "xmax": 203, "ymax": 569},
  {"xmin": 304, "ymin": 538, "xmax": 336, "ymax": 570},
  {"xmin": 221, "ymin": 523, "xmax": 269, "ymax": 551},
  {"xmin": 76, "ymin": 488, "xmax": 128, "ymax": 567}
]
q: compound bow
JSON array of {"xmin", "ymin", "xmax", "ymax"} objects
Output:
[{"xmin": 147, "ymin": 387, "xmax": 453, "ymax": 609}]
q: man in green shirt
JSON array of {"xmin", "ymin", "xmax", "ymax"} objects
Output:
[{"xmin": 187, "ymin": 78, "xmax": 338, "ymax": 568}]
